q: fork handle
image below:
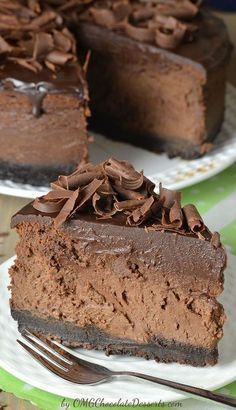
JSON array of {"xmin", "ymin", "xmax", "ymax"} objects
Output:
[{"xmin": 115, "ymin": 371, "xmax": 236, "ymax": 408}]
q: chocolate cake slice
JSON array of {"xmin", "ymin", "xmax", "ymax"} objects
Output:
[
  {"xmin": 10, "ymin": 158, "xmax": 226, "ymax": 366},
  {"xmin": 74, "ymin": 0, "xmax": 232, "ymax": 159},
  {"xmin": 0, "ymin": 1, "xmax": 89, "ymax": 186}
]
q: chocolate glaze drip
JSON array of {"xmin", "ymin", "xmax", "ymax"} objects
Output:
[
  {"xmin": 32, "ymin": 157, "xmax": 221, "ymax": 247},
  {"xmin": 0, "ymin": 77, "xmax": 86, "ymax": 118},
  {"xmin": 78, "ymin": 0, "xmax": 203, "ymax": 50}
]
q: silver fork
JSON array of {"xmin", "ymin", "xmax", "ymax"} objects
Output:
[{"xmin": 17, "ymin": 330, "xmax": 236, "ymax": 408}]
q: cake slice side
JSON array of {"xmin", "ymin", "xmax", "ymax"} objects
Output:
[
  {"xmin": 10, "ymin": 215, "xmax": 226, "ymax": 366},
  {"xmin": 9, "ymin": 159, "xmax": 227, "ymax": 366}
]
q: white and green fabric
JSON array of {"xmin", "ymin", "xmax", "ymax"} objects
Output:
[{"xmin": 0, "ymin": 163, "xmax": 235, "ymax": 410}]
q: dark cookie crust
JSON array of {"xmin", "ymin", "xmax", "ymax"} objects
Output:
[
  {"xmin": 12, "ymin": 309, "xmax": 218, "ymax": 366},
  {"xmin": 89, "ymin": 117, "xmax": 223, "ymax": 160},
  {"xmin": 0, "ymin": 160, "xmax": 76, "ymax": 187}
]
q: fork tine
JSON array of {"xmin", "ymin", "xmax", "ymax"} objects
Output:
[
  {"xmin": 17, "ymin": 339, "xmax": 69, "ymax": 376},
  {"xmin": 23, "ymin": 330, "xmax": 73, "ymax": 365},
  {"xmin": 27, "ymin": 330, "xmax": 94, "ymax": 366},
  {"xmin": 27, "ymin": 330, "xmax": 111, "ymax": 375},
  {"xmin": 21, "ymin": 332, "xmax": 72, "ymax": 369}
]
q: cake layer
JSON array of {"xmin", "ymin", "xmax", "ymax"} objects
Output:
[
  {"xmin": 12, "ymin": 309, "xmax": 218, "ymax": 366},
  {"xmin": 76, "ymin": 11, "xmax": 231, "ymax": 158}
]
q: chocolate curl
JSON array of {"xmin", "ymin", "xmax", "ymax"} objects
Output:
[
  {"xmin": 28, "ymin": 0, "xmax": 41, "ymax": 14},
  {"xmin": 92, "ymin": 192, "xmax": 117, "ymax": 218},
  {"xmin": 97, "ymin": 179, "xmax": 116, "ymax": 196},
  {"xmin": 83, "ymin": 50, "xmax": 91, "ymax": 73},
  {"xmin": 115, "ymin": 199, "xmax": 146, "ymax": 211},
  {"xmin": 54, "ymin": 188, "xmax": 80, "ymax": 226},
  {"xmin": 112, "ymin": 0, "xmax": 132, "ymax": 21},
  {"xmin": 122, "ymin": 22, "xmax": 155, "ymax": 43},
  {"xmin": 33, "ymin": 189, "xmax": 73, "ymax": 213},
  {"xmin": 114, "ymin": 184, "xmax": 146, "ymax": 200},
  {"xmin": 57, "ymin": 0, "xmax": 94, "ymax": 13},
  {"xmin": 159, "ymin": 183, "xmax": 183, "ymax": 227},
  {"xmin": 72, "ymin": 178, "xmax": 105, "ymax": 213},
  {"xmin": 154, "ymin": 0, "xmax": 199, "ymax": 19},
  {"xmin": 58, "ymin": 170, "xmax": 104, "ymax": 190},
  {"xmin": 27, "ymin": 10, "xmax": 60, "ymax": 30},
  {"xmin": 0, "ymin": 35, "xmax": 12, "ymax": 54},
  {"xmin": 131, "ymin": 8, "xmax": 155, "ymax": 24},
  {"xmin": 183, "ymin": 204, "xmax": 204, "ymax": 232},
  {"xmin": 8, "ymin": 57, "xmax": 39, "ymax": 73},
  {"xmin": 33, "ymin": 32, "xmax": 54, "ymax": 59},
  {"xmin": 104, "ymin": 158, "xmax": 144, "ymax": 190},
  {"xmin": 46, "ymin": 50, "xmax": 75, "ymax": 65},
  {"xmin": 155, "ymin": 16, "xmax": 187, "ymax": 49},
  {"xmin": 127, "ymin": 196, "xmax": 155, "ymax": 226},
  {"xmin": 159, "ymin": 183, "xmax": 181, "ymax": 208},
  {"xmin": 89, "ymin": 8, "xmax": 116, "ymax": 28},
  {"xmin": 169, "ymin": 199, "xmax": 183, "ymax": 228},
  {"xmin": 53, "ymin": 29, "xmax": 73, "ymax": 52},
  {"xmin": 211, "ymin": 232, "xmax": 221, "ymax": 248}
]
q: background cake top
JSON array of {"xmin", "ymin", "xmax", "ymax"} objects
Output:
[
  {"xmin": 0, "ymin": 0, "xmax": 78, "ymax": 73},
  {"xmin": 32, "ymin": 157, "xmax": 221, "ymax": 248},
  {"xmin": 78, "ymin": 0, "xmax": 203, "ymax": 50}
]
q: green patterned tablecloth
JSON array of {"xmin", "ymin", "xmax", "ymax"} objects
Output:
[{"xmin": 0, "ymin": 164, "xmax": 236, "ymax": 410}]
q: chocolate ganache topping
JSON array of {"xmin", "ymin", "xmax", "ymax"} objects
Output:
[
  {"xmin": 33, "ymin": 158, "xmax": 220, "ymax": 247},
  {"xmin": 79, "ymin": 0, "xmax": 204, "ymax": 50}
]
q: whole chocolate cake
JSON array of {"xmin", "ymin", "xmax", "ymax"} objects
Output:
[
  {"xmin": 0, "ymin": 1, "xmax": 89, "ymax": 186},
  {"xmin": 10, "ymin": 158, "xmax": 226, "ymax": 366},
  {"xmin": 0, "ymin": 1, "xmax": 232, "ymax": 185},
  {"xmin": 75, "ymin": 0, "xmax": 232, "ymax": 159}
]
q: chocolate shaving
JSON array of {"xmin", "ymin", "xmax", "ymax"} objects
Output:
[
  {"xmin": 127, "ymin": 196, "xmax": 155, "ymax": 226},
  {"xmin": 54, "ymin": 188, "xmax": 80, "ymax": 226},
  {"xmin": 155, "ymin": 16, "xmax": 187, "ymax": 49},
  {"xmin": 169, "ymin": 199, "xmax": 183, "ymax": 228},
  {"xmin": 81, "ymin": 0, "xmax": 203, "ymax": 50},
  {"xmin": 115, "ymin": 199, "xmax": 146, "ymax": 211},
  {"xmin": 0, "ymin": 35, "xmax": 12, "ymax": 54},
  {"xmin": 183, "ymin": 204, "xmax": 204, "ymax": 232},
  {"xmin": 32, "ymin": 158, "xmax": 220, "ymax": 247},
  {"xmin": 33, "ymin": 32, "xmax": 54, "ymax": 59},
  {"xmin": 92, "ymin": 192, "xmax": 117, "ymax": 218},
  {"xmin": 211, "ymin": 232, "xmax": 221, "ymax": 248},
  {"xmin": 58, "ymin": 170, "xmax": 104, "ymax": 190},
  {"xmin": 159, "ymin": 183, "xmax": 181, "ymax": 208}
]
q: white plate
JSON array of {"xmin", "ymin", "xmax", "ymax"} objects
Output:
[
  {"xmin": 0, "ymin": 255, "xmax": 235, "ymax": 404},
  {"xmin": 0, "ymin": 84, "xmax": 236, "ymax": 199}
]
